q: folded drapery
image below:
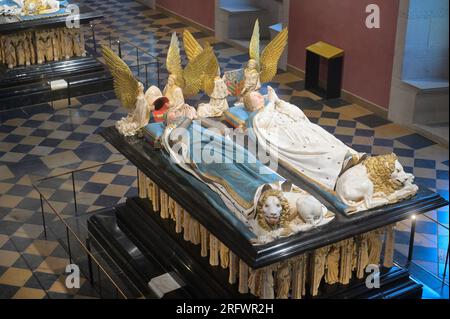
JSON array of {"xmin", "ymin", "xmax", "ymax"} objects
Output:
[
  {"xmin": 252, "ymin": 91, "xmax": 360, "ymax": 191},
  {"xmin": 160, "ymin": 120, "xmax": 334, "ymax": 244}
]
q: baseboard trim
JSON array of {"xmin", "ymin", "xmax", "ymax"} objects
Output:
[
  {"xmin": 287, "ymin": 64, "xmax": 305, "ymax": 78},
  {"xmin": 341, "ymin": 90, "xmax": 389, "ymax": 118},
  {"xmin": 155, "ymin": 5, "xmax": 215, "ymax": 36},
  {"xmin": 287, "ymin": 64, "xmax": 389, "ymax": 118}
]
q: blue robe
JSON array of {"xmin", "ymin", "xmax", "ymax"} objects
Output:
[{"xmin": 180, "ymin": 121, "xmax": 284, "ymax": 211}]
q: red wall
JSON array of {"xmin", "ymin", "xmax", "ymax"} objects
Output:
[
  {"xmin": 288, "ymin": 0, "xmax": 400, "ymax": 109},
  {"xmin": 156, "ymin": 0, "xmax": 215, "ymax": 30}
]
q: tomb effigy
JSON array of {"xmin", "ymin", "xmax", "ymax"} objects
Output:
[
  {"xmin": 98, "ymin": 21, "xmax": 448, "ymax": 299},
  {"xmin": 250, "ymin": 87, "xmax": 419, "ymax": 213},
  {"xmin": 0, "ymin": 1, "xmax": 110, "ymax": 109}
]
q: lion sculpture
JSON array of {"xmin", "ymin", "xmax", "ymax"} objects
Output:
[
  {"xmin": 251, "ymin": 183, "xmax": 332, "ymax": 244},
  {"xmin": 335, "ymin": 154, "xmax": 418, "ymax": 212}
]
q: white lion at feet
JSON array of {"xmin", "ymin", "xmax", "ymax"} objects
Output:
[
  {"xmin": 336, "ymin": 153, "xmax": 418, "ymax": 212},
  {"xmin": 250, "ymin": 182, "xmax": 332, "ymax": 244}
]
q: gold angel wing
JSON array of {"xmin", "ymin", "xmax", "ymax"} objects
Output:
[
  {"xmin": 249, "ymin": 19, "xmax": 260, "ymax": 63},
  {"xmin": 202, "ymin": 43, "xmax": 221, "ymax": 96},
  {"xmin": 101, "ymin": 45, "xmax": 139, "ymax": 111},
  {"xmin": 166, "ymin": 32, "xmax": 185, "ymax": 88},
  {"xmin": 259, "ymin": 28, "xmax": 288, "ymax": 83},
  {"xmin": 183, "ymin": 29, "xmax": 203, "ymax": 62},
  {"xmin": 183, "ymin": 45, "xmax": 216, "ymax": 97},
  {"xmin": 183, "ymin": 31, "xmax": 220, "ymax": 96}
]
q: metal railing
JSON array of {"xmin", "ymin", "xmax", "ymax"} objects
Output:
[
  {"xmin": 89, "ymin": 23, "xmax": 163, "ymax": 88},
  {"xmin": 414, "ymin": 213, "xmax": 448, "ymax": 278},
  {"xmin": 399, "ymin": 212, "xmax": 449, "ymax": 292},
  {"xmin": 48, "ymin": 22, "xmax": 164, "ymax": 108},
  {"xmin": 31, "ymin": 158, "xmax": 149, "ymax": 299}
]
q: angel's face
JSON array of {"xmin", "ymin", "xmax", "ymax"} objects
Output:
[{"xmin": 248, "ymin": 59, "xmax": 257, "ymax": 70}]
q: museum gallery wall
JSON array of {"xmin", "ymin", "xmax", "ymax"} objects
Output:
[
  {"xmin": 156, "ymin": 0, "xmax": 400, "ymax": 110},
  {"xmin": 156, "ymin": 0, "xmax": 215, "ymax": 30},
  {"xmin": 288, "ymin": 0, "xmax": 400, "ymax": 109}
]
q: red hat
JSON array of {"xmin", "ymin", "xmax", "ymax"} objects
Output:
[{"xmin": 153, "ymin": 97, "xmax": 169, "ymax": 110}]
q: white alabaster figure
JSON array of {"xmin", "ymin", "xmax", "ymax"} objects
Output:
[
  {"xmin": 253, "ymin": 87, "xmax": 362, "ymax": 191},
  {"xmin": 249, "ymin": 182, "xmax": 333, "ymax": 244},
  {"xmin": 161, "ymin": 122, "xmax": 334, "ymax": 244},
  {"xmin": 163, "ymin": 74, "xmax": 185, "ymax": 109},
  {"xmin": 116, "ymin": 82, "xmax": 151, "ymax": 136},
  {"xmin": 243, "ymin": 91, "xmax": 265, "ymax": 113},
  {"xmin": 252, "ymin": 87, "xmax": 418, "ymax": 212},
  {"xmin": 336, "ymin": 154, "xmax": 419, "ymax": 211},
  {"xmin": 240, "ymin": 59, "xmax": 261, "ymax": 100},
  {"xmin": 144, "ymin": 85, "xmax": 163, "ymax": 107},
  {"xmin": 197, "ymin": 76, "xmax": 229, "ymax": 118},
  {"xmin": 165, "ymin": 103, "xmax": 198, "ymax": 125}
]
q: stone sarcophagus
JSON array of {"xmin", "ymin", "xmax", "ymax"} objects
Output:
[{"xmin": 100, "ymin": 126, "xmax": 447, "ymax": 299}]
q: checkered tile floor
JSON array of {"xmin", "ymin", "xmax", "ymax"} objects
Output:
[{"xmin": 0, "ymin": 0, "xmax": 448, "ymax": 299}]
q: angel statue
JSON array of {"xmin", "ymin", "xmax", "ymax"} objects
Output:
[
  {"xmin": 196, "ymin": 76, "xmax": 229, "ymax": 118},
  {"xmin": 240, "ymin": 20, "xmax": 288, "ymax": 108},
  {"xmin": 102, "ymin": 36, "xmax": 216, "ymax": 136},
  {"xmin": 102, "ymin": 45, "xmax": 152, "ymax": 136},
  {"xmin": 165, "ymin": 32, "xmax": 218, "ymax": 109},
  {"xmin": 182, "ymin": 30, "xmax": 228, "ymax": 118},
  {"xmin": 241, "ymin": 58, "xmax": 261, "ymax": 100},
  {"xmin": 163, "ymin": 73, "xmax": 185, "ymax": 109}
]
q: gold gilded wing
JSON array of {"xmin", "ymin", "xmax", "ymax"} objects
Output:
[
  {"xmin": 183, "ymin": 32, "xmax": 220, "ymax": 95},
  {"xmin": 102, "ymin": 45, "xmax": 139, "ymax": 111},
  {"xmin": 183, "ymin": 45, "xmax": 216, "ymax": 97},
  {"xmin": 166, "ymin": 33, "xmax": 185, "ymax": 88},
  {"xmin": 259, "ymin": 28, "xmax": 288, "ymax": 83},
  {"xmin": 249, "ymin": 19, "xmax": 260, "ymax": 64},
  {"xmin": 183, "ymin": 29, "xmax": 203, "ymax": 61},
  {"xmin": 202, "ymin": 43, "xmax": 220, "ymax": 96}
]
